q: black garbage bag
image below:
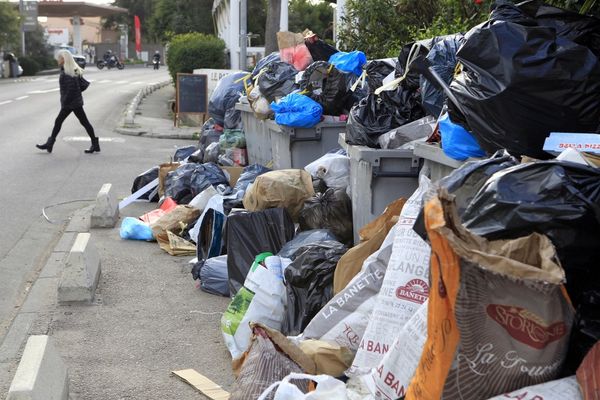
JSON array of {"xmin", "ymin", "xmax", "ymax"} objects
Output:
[
  {"xmin": 312, "ymin": 177, "xmax": 328, "ymax": 194},
  {"xmin": 208, "ymin": 72, "xmax": 247, "ymax": 127},
  {"xmin": 224, "ymin": 107, "xmax": 242, "ymax": 130},
  {"xmin": 514, "ymin": 0, "xmax": 600, "ymax": 56},
  {"xmin": 420, "ymin": 34, "xmax": 464, "ymax": 117},
  {"xmin": 365, "ymin": 59, "xmax": 396, "ymax": 93},
  {"xmin": 448, "ymin": 1, "xmax": 600, "ymax": 159},
  {"xmin": 461, "ymin": 160, "xmax": 600, "ymax": 369},
  {"xmin": 298, "ymin": 61, "xmax": 354, "ymax": 115},
  {"xmin": 196, "ymin": 207, "xmax": 226, "ymax": 262},
  {"xmin": 277, "ymin": 229, "xmax": 338, "ymax": 259},
  {"xmin": 345, "ymin": 86, "xmax": 425, "ymax": 148},
  {"xmin": 298, "ymin": 189, "xmax": 353, "ymax": 246},
  {"xmin": 257, "ymin": 61, "xmax": 298, "ymax": 102},
  {"xmin": 413, "ymin": 150, "xmax": 519, "ymax": 241},
  {"xmin": 281, "ymin": 241, "xmax": 348, "ymax": 336},
  {"xmin": 192, "ymin": 255, "xmax": 230, "ymax": 297},
  {"xmin": 396, "ymin": 38, "xmax": 434, "ymax": 89},
  {"xmin": 566, "ymin": 289, "xmax": 600, "ymax": 374},
  {"xmin": 164, "ymin": 164, "xmax": 198, "ymax": 204},
  {"xmin": 252, "ymin": 52, "xmax": 280, "ymax": 77},
  {"xmin": 174, "ymin": 145, "xmax": 198, "ymax": 162},
  {"xmin": 165, "ymin": 163, "xmax": 229, "ymax": 204},
  {"xmin": 225, "ymin": 208, "xmax": 295, "ymax": 295},
  {"xmin": 305, "ymin": 39, "xmax": 338, "ymax": 62},
  {"xmin": 223, "ymin": 164, "xmax": 272, "ymax": 212},
  {"xmin": 131, "ymin": 166, "xmax": 159, "ymax": 202},
  {"xmin": 193, "ymin": 118, "xmax": 222, "ymax": 163}
]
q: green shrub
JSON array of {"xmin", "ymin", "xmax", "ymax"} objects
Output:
[
  {"xmin": 166, "ymin": 32, "xmax": 226, "ymax": 82},
  {"xmin": 18, "ymin": 56, "xmax": 41, "ymax": 76}
]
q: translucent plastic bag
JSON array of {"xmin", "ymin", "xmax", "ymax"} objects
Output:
[
  {"xmin": 329, "ymin": 51, "xmax": 367, "ymax": 76},
  {"xmin": 120, "ymin": 217, "xmax": 154, "ymax": 241}
]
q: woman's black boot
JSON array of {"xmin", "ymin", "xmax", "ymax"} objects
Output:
[
  {"xmin": 84, "ymin": 137, "xmax": 100, "ymax": 154},
  {"xmin": 36, "ymin": 137, "xmax": 56, "ymax": 153}
]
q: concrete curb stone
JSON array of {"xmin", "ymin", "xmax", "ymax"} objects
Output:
[
  {"xmin": 6, "ymin": 335, "xmax": 68, "ymax": 400},
  {"xmin": 57, "ymin": 233, "xmax": 101, "ymax": 304}
]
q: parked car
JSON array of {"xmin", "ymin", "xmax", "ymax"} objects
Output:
[{"xmin": 53, "ymin": 45, "xmax": 86, "ymax": 69}]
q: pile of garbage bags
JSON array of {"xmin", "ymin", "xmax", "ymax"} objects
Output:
[
  {"xmin": 212, "ymin": 147, "xmax": 598, "ymax": 399},
  {"xmin": 123, "ymin": 4, "xmax": 600, "ymax": 398}
]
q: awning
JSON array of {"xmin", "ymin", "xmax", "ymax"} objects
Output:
[{"xmin": 37, "ymin": 1, "xmax": 127, "ymax": 18}]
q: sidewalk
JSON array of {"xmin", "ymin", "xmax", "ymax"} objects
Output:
[{"xmin": 115, "ymin": 85, "xmax": 201, "ymax": 140}]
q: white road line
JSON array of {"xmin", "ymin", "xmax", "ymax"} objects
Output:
[
  {"xmin": 132, "ymin": 81, "xmax": 145, "ymax": 85},
  {"xmin": 0, "ymin": 100, "xmax": 13, "ymax": 106},
  {"xmin": 15, "ymin": 96, "xmax": 29, "ymax": 101},
  {"xmin": 99, "ymin": 79, "xmax": 113, "ymax": 83},
  {"xmin": 27, "ymin": 88, "xmax": 60, "ymax": 94},
  {"xmin": 116, "ymin": 80, "xmax": 128, "ymax": 84}
]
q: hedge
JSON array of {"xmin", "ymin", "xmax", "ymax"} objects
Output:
[
  {"xmin": 166, "ymin": 33, "xmax": 226, "ymax": 82},
  {"xmin": 18, "ymin": 56, "xmax": 41, "ymax": 76}
]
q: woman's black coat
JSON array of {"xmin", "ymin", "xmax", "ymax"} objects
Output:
[{"xmin": 59, "ymin": 70, "xmax": 84, "ymax": 110}]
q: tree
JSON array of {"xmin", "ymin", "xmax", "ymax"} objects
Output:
[
  {"xmin": 338, "ymin": 0, "xmax": 413, "ymax": 58},
  {"xmin": 0, "ymin": 1, "xmax": 20, "ymax": 52},
  {"xmin": 25, "ymin": 24, "xmax": 53, "ymax": 66},
  {"xmin": 105, "ymin": 0, "xmax": 155, "ymax": 42},
  {"xmin": 149, "ymin": 0, "xmax": 213, "ymax": 44},
  {"xmin": 264, "ymin": 0, "xmax": 281, "ymax": 54},
  {"xmin": 248, "ymin": 0, "xmax": 267, "ymax": 46},
  {"xmin": 289, "ymin": 0, "xmax": 334, "ymax": 40}
]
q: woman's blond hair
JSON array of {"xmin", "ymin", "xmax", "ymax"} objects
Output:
[{"xmin": 57, "ymin": 50, "xmax": 83, "ymax": 77}]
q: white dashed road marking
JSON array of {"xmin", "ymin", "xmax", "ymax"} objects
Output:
[
  {"xmin": 0, "ymin": 100, "xmax": 13, "ymax": 106},
  {"xmin": 15, "ymin": 96, "xmax": 29, "ymax": 100},
  {"xmin": 28, "ymin": 88, "xmax": 60, "ymax": 94}
]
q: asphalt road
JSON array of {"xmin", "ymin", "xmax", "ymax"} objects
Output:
[{"xmin": 0, "ymin": 66, "xmax": 173, "ymax": 339}]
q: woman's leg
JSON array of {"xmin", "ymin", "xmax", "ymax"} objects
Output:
[
  {"xmin": 51, "ymin": 108, "xmax": 72, "ymax": 139},
  {"xmin": 72, "ymin": 107, "xmax": 96, "ymax": 139}
]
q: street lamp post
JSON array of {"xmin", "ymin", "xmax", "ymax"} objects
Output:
[{"xmin": 19, "ymin": 0, "xmax": 26, "ymax": 55}]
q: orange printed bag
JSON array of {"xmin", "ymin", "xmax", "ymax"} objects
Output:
[{"xmin": 406, "ymin": 190, "xmax": 574, "ymax": 400}]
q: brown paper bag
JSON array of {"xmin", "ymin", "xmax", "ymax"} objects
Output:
[
  {"xmin": 243, "ymin": 169, "xmax": 314, "ymax": 221},
  {"xmin": 158, "ymin": 162, "xmax": 180, "ymax": 197},
  {"xmin": 333, "ymin": 216, "xmax": 399, "ymax": 294},
  {"xmin": 150, "ymin": 205, "xmax": 200, "ymax": 238},
  {"xmin": 359, "ymin": 198, "xmax": 406, "ymax": 242},
  {"xmin": 298, "ymin": 339, "xmax": 354, "ymax": 377},
  {"xmin": 156, "ymin": 231, "xmax": 197, "ymax": 256},
  {"xmin": 276, "ymin": 31, "xmax": 304, "ymax": 50},
  {"xmin": 406, "ymin": 190, "xmax": 573, "ymax": 400}
]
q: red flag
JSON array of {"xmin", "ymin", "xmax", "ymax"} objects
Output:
[{"xmin": 134, "ymin": 15, "xmax": 142, "ymax": 53}]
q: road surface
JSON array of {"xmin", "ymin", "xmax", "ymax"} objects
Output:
[{"xmin": 0, "ymin": 66, "xmax": 172, "ymax": 338}]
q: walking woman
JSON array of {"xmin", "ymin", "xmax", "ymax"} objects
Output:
[{"xmin": 36, "ymin": 50, "xmax": 100, "ymax": 154}]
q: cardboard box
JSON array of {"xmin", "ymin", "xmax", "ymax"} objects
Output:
[{"xmin": 222, "ymin": 166, "xmax": 243, "ymax": 187}]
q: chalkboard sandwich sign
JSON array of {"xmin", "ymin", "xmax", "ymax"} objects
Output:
[{"xmin": 175, "ymin": 73, "xmax": 208, "ymax": 126}]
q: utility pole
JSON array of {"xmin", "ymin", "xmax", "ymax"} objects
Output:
[
  {"xmin": 19, "ymin": 0, "xmax": 25, "ymax": 55},
  {"xmin": 240, "ymin": 0, "xmax": 247, "ymax": 70}
]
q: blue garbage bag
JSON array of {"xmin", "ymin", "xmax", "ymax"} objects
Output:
[
  {"xmin": 328, "ymin": 51, "xmax": 367, "ymax": 76},
  {"xmin": 439, "ymin": 112, "xmax": 486, "ymax": 161},
  {"xmin": 120, "ymin": 217, "xmax": 154, "ymax": 241},
  {"xmin": 271, "ymin": 93, "xmax": 323, "ymax": 128}
]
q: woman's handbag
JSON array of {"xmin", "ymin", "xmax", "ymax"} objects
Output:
[{"xmin": 79, "ymin": 75, "xmax": 90, "ymax": 92}]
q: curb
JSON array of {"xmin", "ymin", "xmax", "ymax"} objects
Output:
[
  {"xmin": 114, "ymin": 126, "xmax": 198, "ymax": 140},
  {"xmin": 123, "ymin": 80, "xmax": 171, "ymax": 126},
  {"xmin": 7, "ymin": 335, "xmax": 68, "ymax": 400}
]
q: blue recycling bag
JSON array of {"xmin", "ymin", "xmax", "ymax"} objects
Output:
[
  {"xmin": 120, "ymin": 217, "xmax": 154, "ymax": 241},
  {"xmin": 271, "ymin": 93, "xmax": 323, "ymax": 128},
  {"xmin": 439, "ymin": 112, "xmax": 486, "ymax": 161},
  {"xmin": 328, "ymin": 51, "xmax": 367, "ymax": 76}
]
